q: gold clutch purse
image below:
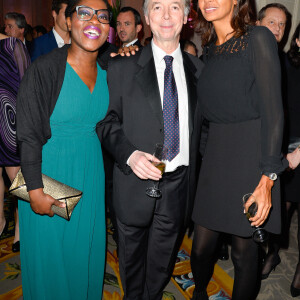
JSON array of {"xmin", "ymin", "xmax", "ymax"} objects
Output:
[{"xmin": 9, "ymin": 170, "xmax": 82, "ymax": 220}]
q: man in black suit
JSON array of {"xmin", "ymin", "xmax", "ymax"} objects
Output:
[
  {"xmin": 98, "ymin": 0, "xmax": 203, "ymax": 299},
  {"xmin": 4, "ymin": 12, "xmax": 32, "ymax": 54},
  {"xmin": 116, "ymin": 6, "xmax": 143, "ymax": 48}
]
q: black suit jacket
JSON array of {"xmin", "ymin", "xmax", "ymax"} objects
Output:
[
  {"xmin": 31, "ymin": 30, "xmax": 58, "ymax": 62},
  {"xmin": 97, "ymin": 44, "xmax": 203, "ymax": 226},
  {"xmin": 133, "ymin": 39, "xmax": 143, "ymax": 49}
]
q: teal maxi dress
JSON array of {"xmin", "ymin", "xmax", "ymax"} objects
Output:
[{"xmin": 19, "ymin": 63, "xmax": 109, "ymax": 299}]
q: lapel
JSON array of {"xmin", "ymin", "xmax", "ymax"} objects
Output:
[
  {"xmin": 49, "ymin": 30, "xmax": 58, "ymax": 49},
  {"xmin": 182, "ymin": 52, "xmax": 200, "ymax": 138},
  {"xmin": 135, "ymin": 44, "xmax": 163, "ymax": 126}
]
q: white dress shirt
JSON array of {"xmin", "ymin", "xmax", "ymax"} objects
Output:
[
  {"xmin": 151, "ymin": 40, "xmax": 189, "ymax": 172},
  {"xmin": 123, "ymin": 38, "xmax": 138, "ymax": 47},
  {"xmin": 52, "ymin": 28, "xmax": 71, "ymax": 48}
]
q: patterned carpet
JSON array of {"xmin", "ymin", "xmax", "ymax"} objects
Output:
[{"xmin": 0, "ymin": 194, "xmax": 299, "ymax": 299}]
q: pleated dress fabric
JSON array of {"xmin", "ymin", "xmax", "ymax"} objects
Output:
[{"xmin": 19, "ymin": 63, "xmax": 109, "ymax": 299}]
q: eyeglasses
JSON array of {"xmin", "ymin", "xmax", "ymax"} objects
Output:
[{"xmin": 74, "ymin": 5, "xmax": 111, "ymax": 24}]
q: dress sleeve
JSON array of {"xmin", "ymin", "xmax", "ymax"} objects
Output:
[
  {"xmin": 250, "ymin": 26, "xmax": 288, "ymax": 174},
  {"xmin": 13, "ymin": 38, "xmax": 31, "ymax": 79},
  {"xmin": 17, "ymin": 62, "xmax": 52, "ymax": 191}
]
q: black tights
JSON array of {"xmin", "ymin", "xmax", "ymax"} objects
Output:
[{"xmin": 191, "ymin": 225, "xmax": 259, "ymax": 300}]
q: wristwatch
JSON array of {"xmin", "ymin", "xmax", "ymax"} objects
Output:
[{"xmin": 263, "ymin": 172, "xmax": 278, "ymax": 181}]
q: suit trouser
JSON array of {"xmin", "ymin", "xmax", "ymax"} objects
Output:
[{"xmin": 117, "ymin": 166, "xmax": 188, "ymax": 300}]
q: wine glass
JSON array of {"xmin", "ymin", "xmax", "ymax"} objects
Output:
[
  {"xmin": 145, "ymin": 143, "xmax": 168, "ymax": 198},
  {"xmin": 242, "ymin": 193, "xmax": 269, "ymax": 243}
]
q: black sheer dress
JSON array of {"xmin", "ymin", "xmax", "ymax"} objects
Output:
[{"xmin": 192, "ymin": 26, "xmax": 288, "ymax": 237}]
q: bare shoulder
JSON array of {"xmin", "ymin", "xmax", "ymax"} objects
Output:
[{"xmin": 0, "ymin": 33, "xmax": 9, "ymax": 40}]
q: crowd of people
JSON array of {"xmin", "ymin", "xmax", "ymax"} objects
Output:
[{"xmin": 0, "ymin": 0, "xmax": 300, "ymax": 299}]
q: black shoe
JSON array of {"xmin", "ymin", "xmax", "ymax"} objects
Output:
[
  {"xmin": 218, "ymin": 243, "xmax": 229, "ymax": 261},
  {"xmin": 0, "ymin": 220, "xmax": 8, "ymax": 238},
  {"xmin": 291, "ymin": 284, "xmax": 300, "ymax": 297},
  {"xmin": 261, "ymin": 254, "xmax": 281, "ymax": 280},
  {"xmin": 12, "ymin": 241, "xmax": 20, "ymax": 253}
]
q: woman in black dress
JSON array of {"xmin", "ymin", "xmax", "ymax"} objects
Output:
[{"xmin": 190, "ymin": 0, "xmax": 287, "ymax": 299}]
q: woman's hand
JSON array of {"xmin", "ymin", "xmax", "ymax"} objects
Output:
[
  {"xmin": 246, "ymin": 175, "xmax": 274, "ymax": 227},
  {"xmin": 29, "ymin": 188, "xmax": 66, "ymax": 217},
  {"xmin": 287, "ymin": 148, "xmax": 300, "ymax": 169}
]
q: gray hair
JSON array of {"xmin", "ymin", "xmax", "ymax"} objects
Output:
[
  {"xmin": 5, "ymin": 12, "xmax": 27, "ymax": 29},
  {"xmin": 143, "ymin": 0, "xmax": 190, "ymax": 17}
]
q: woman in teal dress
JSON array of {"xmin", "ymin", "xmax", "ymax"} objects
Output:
[{"xmin": 16, "ymin": 0, "xmax": 111, "ymax": 298}]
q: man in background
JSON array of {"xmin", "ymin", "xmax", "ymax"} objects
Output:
[
  {"xmin": 256, "ymin": 3, "xmax": 289, "ymax": 44},
  {"xmin": 116, "ymin": 6, "xmax": 143, "ymax": 48},
  {"xmin": 30, "ymin": 0, "xmax": 69, "ymax": 61},
  {"xmin": 5, "ymin": 12, "xmax": 32, "ymax": 54}
]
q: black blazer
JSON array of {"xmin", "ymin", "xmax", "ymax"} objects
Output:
[
  {"xmin": 97, "ymin": 44, "xmax": 204, "ymax": 226},
  {"xmin": 133, "ymin": 39, "xmax": 143, "ymax": 49}
]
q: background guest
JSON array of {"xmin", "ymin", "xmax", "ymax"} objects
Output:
[
  {"xmin": 190, "ymin": 0, "xmax": 287, "ymax": 299},
  {"xmin": 16, "ymin": 0, "xmax": 111, "ymax": 298},
  {"xmin": 116, "ymin": 6, "xmax": 143, "ymax": 48},
  {"xmin": 32, "ymin": 25, "xmax": 48, "ymax": 38},
  {"xmin": 0, "ymin": 32, "xmax": 30, "ymax": 251},
  {"xmin": 4, "ymin": 12, "xmax": 32, "ymax": 54},
  {"xmin": 256, "ymin": 3, "xmax": 288, "ymax": 44},
  {"xmin": 30, "ymin": 0, "xmax": 70, "ymax": 61},
  {"xmin": 262, "ymin": 23, "xmax": 300, "ymax": 298}
]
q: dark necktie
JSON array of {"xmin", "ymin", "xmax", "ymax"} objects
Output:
[{"xmin": 163, "ymin": 55, "xmax": 180, "ymax": 161}]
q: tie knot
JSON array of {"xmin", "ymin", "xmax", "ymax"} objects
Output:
[{"xmin": 164, "ymin": 55, "xmax": 174, "ymax": 67}]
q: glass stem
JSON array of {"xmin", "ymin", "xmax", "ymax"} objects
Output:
[{"xmin": 153, "ymin": 180, "xmax": 160, "ymax": 189}]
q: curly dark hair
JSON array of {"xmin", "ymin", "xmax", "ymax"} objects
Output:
[
  {"xmin": 196, "ymin": 0, "xmax": 256, "ymax": 47},
  {"xmin": 287, "ymin": 23, "xmax": 300, "ymax": 68},
  {"xmin": 65, "ymin": 0, "xmax": 109, "ymax": 18}
]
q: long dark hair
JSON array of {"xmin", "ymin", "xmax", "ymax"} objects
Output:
[
  {"xmin": 196, "ymin": 0, "xmax": 256, "ymax": 47},
  {"xmin": 287, "ymin": 23, "xmax": 300, "ymax": 68}
]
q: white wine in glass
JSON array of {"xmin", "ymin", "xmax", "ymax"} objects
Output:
[{"xmin": 146, "ymin": 144, "xmax": 168, "ymax": 198}]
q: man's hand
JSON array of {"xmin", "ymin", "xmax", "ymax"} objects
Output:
[{"xmin": 129, "ymin": 151, "xmax": 162, "ymax": 180}]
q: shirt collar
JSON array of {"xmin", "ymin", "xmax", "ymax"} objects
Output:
[
  {"xmin": 124, "ymin": 38, "xmax": 138, "ymax": 47},
  {"xmin": 52, "ymin": 28, "xmax": 71, "ymax": 47},
  {"xmin": 151, "ymin": 40, "xmax": 182, "ymax": 66}
]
